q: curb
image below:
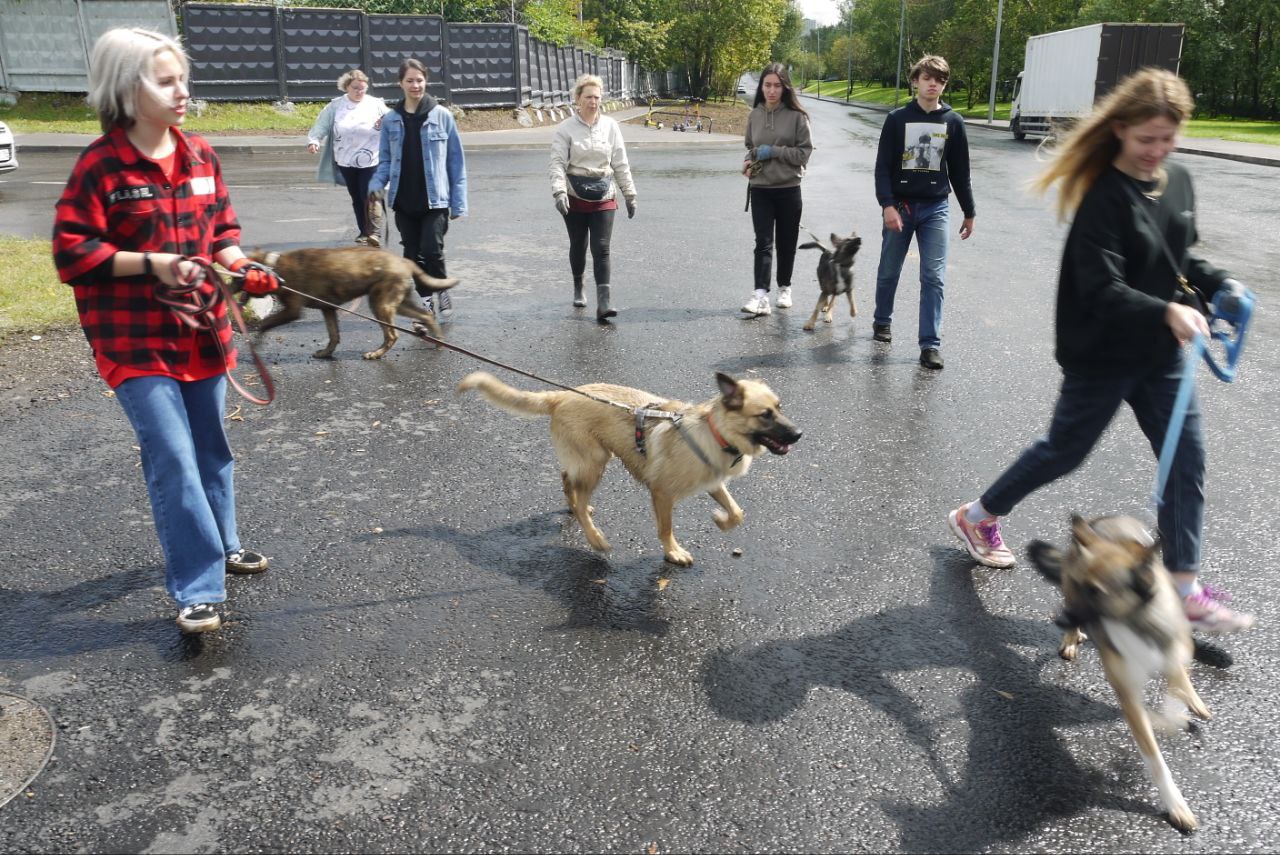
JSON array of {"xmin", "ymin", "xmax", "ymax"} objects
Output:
[{"xmin": 802, "ymin": 92, "xmax": 1280, "ymax": 168}]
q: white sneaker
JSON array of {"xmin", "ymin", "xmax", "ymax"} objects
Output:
[
  {"xmin": 741, "ymin": 294, "xmax": 772, "ymax": 316},
  {"xmin": 776, "ymin": 287, "xmax": 793, "ymax": 309}
]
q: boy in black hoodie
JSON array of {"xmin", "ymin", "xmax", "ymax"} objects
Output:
[{"xmin": 872, "ymin": 55, "xmax": 976, "ymax": 369}]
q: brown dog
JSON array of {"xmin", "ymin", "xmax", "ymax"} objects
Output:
[
  {"xmin": 1027, "ymin": 515, "xmax": 1211, "ymax": 832},
  {"xmin": 246, "ymin": 247, "xmax": 457, "ymax": 359},
  {"xmin": 457, "ymin": 371, "xmax": 802, "ymax": 565}
]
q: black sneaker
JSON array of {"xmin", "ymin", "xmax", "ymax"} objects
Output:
[
  {"xmin": 873, "ymin": 323, "xmax": 892, "ymax": 343},
  {"xmin": 920, "ymin": 348, "xmax": 944, "ymax": 370},
  {"xmin": 226, "ymin": 549, "xmax": 269, "ymax": 575},
  {"xmin": 176, "ymin": 603, "xmax": 222, "ymax": 634}
]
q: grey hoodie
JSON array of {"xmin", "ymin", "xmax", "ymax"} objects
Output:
[{"xmin": 744, "ymin": 103, "xmax": 813, "ymax": 188}]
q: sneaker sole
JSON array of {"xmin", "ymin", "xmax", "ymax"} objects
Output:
[
  {"xmin": 176, "ymin": 614, "xmax": 222, "ymax": 634},
  {"xmin": 947, "ymin": 511, "xmax": 1016, "ymax": 568},
  {"xmin": 1188, "ymin": 615, "xmax": 1256, "ymax": 635},
  {"xmin": 226, "ymin": 564, "xmax": 268, "ymax": 576}
]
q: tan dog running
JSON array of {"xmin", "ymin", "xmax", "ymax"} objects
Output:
[
  {"xmin": 247, "ymin": 247, "xmax": 457, "ymax": 359},
  {"xmin": 457, "ymin": 371, "xmax": 802, "ymax": 565},
  {"xmin": 1027, "ymin": 515, "xmax": 1211, "ymax": 832}
]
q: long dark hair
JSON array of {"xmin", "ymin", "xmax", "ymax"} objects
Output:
[{"xmin": 753, "ymin": 63, "xmax": 808, "ymax": 117}]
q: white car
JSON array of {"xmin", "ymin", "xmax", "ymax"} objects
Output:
[{"xmin": 0, "ymin": 120, "xmax": 17, "ymax": 174}]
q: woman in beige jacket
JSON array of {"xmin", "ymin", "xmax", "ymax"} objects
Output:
[{"xmin": 549, "ymin": 74, "xmax": 637, "ymax": 322}]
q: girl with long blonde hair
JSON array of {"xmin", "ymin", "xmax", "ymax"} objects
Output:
[{"xmin": 947, "ymin": 68, "xmax": 1254, "ymax": 634}]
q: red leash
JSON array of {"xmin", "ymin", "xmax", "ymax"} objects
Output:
[{"xmin": 151, "ymin": 256, "xmax": 277, "ymax": 405}]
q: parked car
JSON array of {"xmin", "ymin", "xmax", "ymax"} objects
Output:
[
  {"xmin": 0, "ymin": 120, "xmax": 18, "ymax": 174},
  {"xmin": 737, "ymin": 84, "xmax": 748, "ymax": 94}
]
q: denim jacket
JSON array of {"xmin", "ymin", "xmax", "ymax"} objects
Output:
[{"xmin": 370, "ymin": 101, "xmax": 467, "ymax": 217}]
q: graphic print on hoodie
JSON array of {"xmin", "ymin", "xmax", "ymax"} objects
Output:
[
  {"xmin": 874, "ymin": 100, "xmax": 975, "ymax": 217},
  {"xmin": 902, "ymin": 122, "xmax": 945, "ymax": 172}
]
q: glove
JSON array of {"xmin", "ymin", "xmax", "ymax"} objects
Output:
[
  {"xmin": 554, "ymin": 193, "xmax": 570, "ymax": 216},
  {"xmin": 754, "ymin": 144, "xmax": 774, "ymax": 160},
  {"xmin": 229, "ymin": 257, "xmax": 280, "ymax": 296},
  {"xmin": 625, "ymin": 198, "xmax": 636, "ymax": 219}
]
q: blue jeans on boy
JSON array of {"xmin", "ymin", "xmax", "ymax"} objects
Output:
[
  {"xmin": 873, "ymin": 198, "xmax": 950, "ymax": 350},
  {"xmin": 114, "ymin": 374, "xmax": 240, "ymax": 607},
  {"xmin": 980, "ymin": 353, "xmax": 1204, "ymax": 573}
]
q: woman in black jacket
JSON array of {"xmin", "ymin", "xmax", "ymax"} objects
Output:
[{"xmin": 946, "ymin": 68, "xmax": 1253, "ymax": 633}]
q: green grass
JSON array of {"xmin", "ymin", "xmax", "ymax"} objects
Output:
[
  {"xmin": 800, "ymin": 80, "xmax": 1278, "ymax": 143},
  {"xmin": 0, "ymin": 236, "xmax": 78, "ymax": 341},
  {"xmin": 0, "ymin": 92, "xmax": 322, "ymax": 134}
]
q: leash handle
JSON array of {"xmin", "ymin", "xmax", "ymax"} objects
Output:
[{"xmin": 1201, "ymin": 287, "xmax": 1255, "ymax": 382}]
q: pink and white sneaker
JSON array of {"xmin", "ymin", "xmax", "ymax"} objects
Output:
[
  {"xmin": 948, "ymin": 503, "xmax": 1016, "ymax": 568},
  {"xmin": 1184, "ymin": 585, "xmax": 1255, "ymax": 634}
]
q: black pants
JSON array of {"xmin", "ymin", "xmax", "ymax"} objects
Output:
[
  {"xmin": 750, "ymin": 185, "xmax": 802, "ymax": 291},
  {"xmin": 563, "ymin": 208, "xmax": 615, "ymax": 285},
  {"xmin": 338, "ymin": 164, "xmax": 376, "ymax": 236},
  {"xmin": 395, "ymin": 208, "xmax": 450, "ymax": 294}
]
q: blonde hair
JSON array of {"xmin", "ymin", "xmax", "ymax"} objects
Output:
[
  {"xmin": 573, "ymin": 74, "xmax": 604, "ymax": 102},
  {"xmin": 86, "ymin": 27, "xmax": 188, "ymax": 133},
  {"xmin": 1032, "ymin": 68, "xmax": 1194, "ymax": 220},
  {"xmin": 337, "ymin": 69, "xmax": 369, "ymax": 92}
]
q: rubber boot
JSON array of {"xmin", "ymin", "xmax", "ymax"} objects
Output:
[
  {"xmin": 573, "ymin": 276, "xmax": 586, "ymax": 307},
  {"xmin": 596, "ymin": 284, "xmax": 617, "ymax": 322}
]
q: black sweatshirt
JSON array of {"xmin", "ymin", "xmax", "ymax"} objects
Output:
[
  {"xmin": 1054, "ymin": 162, "xmax": 1229, "ymax": 376},
  {"xmin": 874, "ymin": 99, "xmax": 975, "ymax": 217},
  {"xmin": 392, "ymin": 95, "xmax": 436, "ymax": 214}
]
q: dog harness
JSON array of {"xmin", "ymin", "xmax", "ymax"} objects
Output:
[{"xmin": 634, "ymin": 406, "xmax": 742, "ymax": 469}]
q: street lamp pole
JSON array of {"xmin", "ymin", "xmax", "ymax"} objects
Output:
[
  {"xmin": 986, "ymin": 0, "xmax": 1005, "ymax": 123},
  {"xmin": 845, "ymin": 0, "xmax": 855, "ymax": 102},
  {"xmin": 894, "ymin": 0, "xmax": 906, "ymax": 106}
]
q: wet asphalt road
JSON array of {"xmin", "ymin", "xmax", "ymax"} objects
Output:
[{"xmin": 2, "ymin": 99, "xmax": 1279, "ymax": 852}]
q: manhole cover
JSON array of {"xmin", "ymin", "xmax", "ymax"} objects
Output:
[{"xmin": 0, "ymin": 693, "xmax": 55, "ymax": 809}]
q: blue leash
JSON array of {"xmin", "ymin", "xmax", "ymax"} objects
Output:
[{"xmin": 1152, "ymin": 287, "xmax": 1256, "ymax": 507}]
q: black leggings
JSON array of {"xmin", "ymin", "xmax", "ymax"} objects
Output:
[
  {"xmin": 750, "ymin": 185, "xmax": 803, "ymax": 291},
  {"xmin": 338, "ymin": 164, "xmax": 376, "ymax": 236},
  {"xmin": 564, "ymin": 208, "xmax": 615, "ymax": 285}
]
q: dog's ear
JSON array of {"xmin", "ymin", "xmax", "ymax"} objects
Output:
[
  {"xmin": 715, "ymin": 372, "xmax": 744, "ymax": 410},
  {"xmin": 1069, "ymin": 514, "xmax": 1098, "ymax": 548},
  {"xmin": 1026, "ymin": 540, "xmax": 1064, "ymax": 585},
  {"xmin": 830, "ymin": 232, "xmax": 840, "ymax": 245}
]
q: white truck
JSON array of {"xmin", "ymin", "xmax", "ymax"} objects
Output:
[{"xmin": 1009, "ymin": 22, "xmax": 1184, "ymax": 140}]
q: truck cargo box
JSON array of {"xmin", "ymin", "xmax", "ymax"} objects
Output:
[{"xmin": 1012, "ymin": 22, "xmax": 1184, "ymax": 138}]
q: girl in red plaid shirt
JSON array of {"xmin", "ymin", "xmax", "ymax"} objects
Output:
[{"xmin": 52, "ymin": 28, "xmax": 281, "ymax": 634}]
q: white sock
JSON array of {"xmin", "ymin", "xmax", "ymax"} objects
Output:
[
  {"xmin": 1175, "ymin": 579, "xmax": 1201, "ymax": 598},
  {"xmin": 755, "ymin": 289, "xmax": 768, "ymax": 300},
  {"xmin": 965, "ymin": 500, "xmax": 992, "ymax": 524}
]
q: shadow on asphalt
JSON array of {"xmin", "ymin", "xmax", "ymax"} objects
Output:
[
  {"xmin": 703, "ymin": 546, "xmax": 1167, "ymax": 848},
  {"xmin": 363, "ymin": 511, "xmax": 674, "ymax": 636}
]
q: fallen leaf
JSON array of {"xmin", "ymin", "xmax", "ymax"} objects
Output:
[
  {"xmin": 424, "ymin": 398, "xmax": 441, "ymax": 405},
  {"xmin": 315, "ymin": 430, "xmax": 328, "ymax": 436},
  {"xmin": 372, "ymin": 420, "xmax": 381, "ymax": 427},
  {"xmin": 628, "ymin": 742, "xmax": 641, "ymax": 752},
  {"xmin": 591, "ymin": 579, "xmax": 606, "ymax": 585},
  {"xmin": 102, "ymin": 390, "xmax": 115, "ymax": 398},
  {"xmin": 995, "ymin": 690, "xmax": 1015, "ymax": 700},
  {"xmin": 372, "ymin": 527, "xmax": 383, "ymax": 534},
  {"xmin": 227, "ymin": 404, "xmax": 244, "ymax": 422},
  {"xmin": 657, "ymin": 578, "xmax": 670, "ymax": 591},
  {"xmin": 731, "ymin": 548, "xmax": 743, "ymax": 557},
  {"xmin": 647, "ymin": 843, "xmax": 658, "ymax": 855}
]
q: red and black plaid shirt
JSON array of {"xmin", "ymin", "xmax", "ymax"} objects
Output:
[{"xmin": 53, "ymin": 126, "xmax": 242, "ymax": 384}]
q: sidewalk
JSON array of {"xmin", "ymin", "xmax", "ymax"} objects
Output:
[
  {"xmin": 802, "ymin": 92, "xmax": 1280, "ymax": 168},
  {"xmin": 16, "ymin": 105, "xmax": 741, "ymax": 155}
]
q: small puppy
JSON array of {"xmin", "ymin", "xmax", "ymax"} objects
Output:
[
  {"xmin": 1028, "ymin": 515, "xmax": 1211, "ymax": 832},
  {"xmin": 246, "ymin": 247, "xmax": 457, "ymax": 359},
  {"xmin": 458, "ymin": 371, "xmax": 802, "ymax": 566},
  {"xmin": 798, "ymin": 231, "xmax": 861, "ymax": 331}
]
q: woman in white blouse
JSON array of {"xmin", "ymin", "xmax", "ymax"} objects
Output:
[
  {"xmin": 308, "ymin": 69, "xmax": 389, "ymax": 246},
  {"xmin": 549, "ymin": 74, "xmax": 637, "ymax": 322}
]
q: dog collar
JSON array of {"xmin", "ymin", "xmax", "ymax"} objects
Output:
[{"xmin": 706, "ymin": 414, "xmax": 743, "ymax": 463}]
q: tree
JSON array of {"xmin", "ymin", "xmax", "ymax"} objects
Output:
[
  {"xmin": 667, "ymin": 0, "xmax": 787, "ymax": 98},
  {"xmin": 524, "ymin": 0, "xmax": 598, "ymax": 45}
]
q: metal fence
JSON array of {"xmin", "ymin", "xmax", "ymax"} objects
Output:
[
  {"xmin": 0, "ymin": 0, "xmax": 674, "ymax": 105},
  {"xmin": 0, "ymin": 0, "xmax": 177, "ymax": 92},
  {"xmin": 178, "ymin": 1, "xmax": 664, "ymax": 107}
]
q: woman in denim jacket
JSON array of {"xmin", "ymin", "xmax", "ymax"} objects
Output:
[
  {"xmin": 370, "ymin": 58, "xmax": 467, "ymax": 317},
  {"xmin": 307, "ymin": 69, "xmax": 388, "ymax": 246}
]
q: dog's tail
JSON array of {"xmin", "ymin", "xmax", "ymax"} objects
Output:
[
  {"xmin": 457, "ymin": 371, "xmax": 555, "ymax": 417},
  {"xmin": 410, "ymin": 261, "xmax": 459, "ymax": 293},
  {"xmin": 798, "ymin": 241, "xmax": 828, "ymax": 253}
]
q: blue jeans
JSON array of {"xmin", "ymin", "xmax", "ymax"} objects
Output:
[
  {"xmin": 873, "ymin": 198, "xmax": 949, "ymax": 350},
  {"xmin": 114, "ymin": 374, "xmax": 240, "ymax": 607},
  {"xmin": 981, "ymin": 354, "xmax": 1204, "ymax": 573}
]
